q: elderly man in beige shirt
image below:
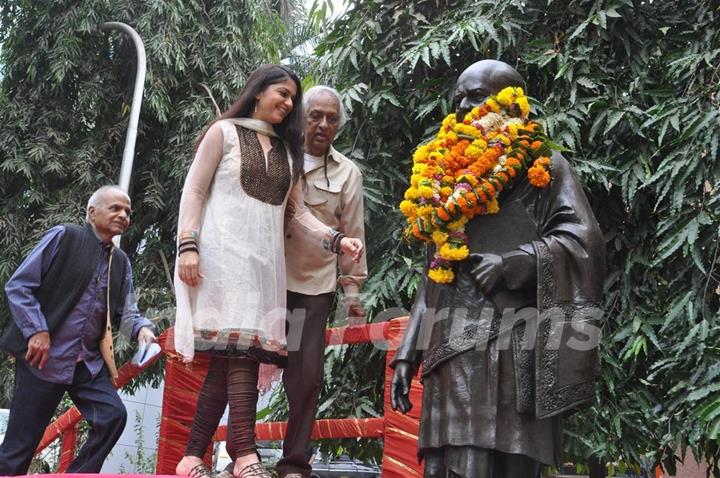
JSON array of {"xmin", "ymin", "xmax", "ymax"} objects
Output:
[{"xmin": 277, "ymin": 85, "xmax": 368, "ymax": 478}]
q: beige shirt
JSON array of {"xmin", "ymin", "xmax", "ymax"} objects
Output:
[{"xmin": 285, "ymin": 146, "xmax": 367, "ymax": 296}]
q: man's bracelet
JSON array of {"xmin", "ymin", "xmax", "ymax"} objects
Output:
[{"xmin": 332, "ymin": 232, "xmax": 346, "ymax": 254}]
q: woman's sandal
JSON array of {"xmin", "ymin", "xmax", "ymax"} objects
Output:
[
  {"xmin": 236, "ymin": 462, "xmax": 272, "ymax": 478},
  {"xmin": 187, "ymin": 462, "xmax": 216, "ymax": 478}
]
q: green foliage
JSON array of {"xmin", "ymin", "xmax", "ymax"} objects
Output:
[
  {"xmin": 307, "ymin": 0, "xmax": 720, "ymax": 473},
  {"xmin": 0, "ymin": 0, "xmax": 301, "ymax": 395}
]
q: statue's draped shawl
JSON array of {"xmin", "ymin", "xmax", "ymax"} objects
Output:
[{"xmin": 529, "ymin": 152, "xmax": 605, "ymax": 418}]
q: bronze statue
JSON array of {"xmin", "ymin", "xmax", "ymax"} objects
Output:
[{"xmin": 391, "ymin": 60, "xmax": 606, "ymax": 478}]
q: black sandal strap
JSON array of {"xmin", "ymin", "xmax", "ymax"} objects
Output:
[
  {"xmin": 238, "ymin": 462, "xmax": 271, "ymax": 478},
  {"xmin": 188, "ymin": 463, "xmax": 215, "ymax": 478}
]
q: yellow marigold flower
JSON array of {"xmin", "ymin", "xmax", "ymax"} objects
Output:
[
  {"xmin": 495, "ymin": 134, "xmax": 511, "ymax": 146},
  {"xmin": 486, "ymin": 98, "xmax": 501, "ymax": 113},
  {"xmin": 442, "ymin": 114, "xmax": 457, "ymax": 129},
  {"xmin": 429, "ymin": 267, "xmax": 454, "ymax": 284},
  {"xmin": 496, "ymin": 87, "xmax": 515, "ymax": 107},
  {"xmin": 448, "ymin": 216, "xmax": 469, "ymax": 230},
  {"xmin": 404, "ymin": 187, "xmax": 419, "ymax": 200},
  {"xmin": 416, "ymin": 205, "xmax": 434, "ymax": 220},
  {"xmin": 471, "ymin": 138, "xmax": 487, "ymax": 150},
  {"xmin": 412, "ymin": 163, "xmax": 428, "ymax": 175},
  {"xmin": 446, "ymin": 131, "xmax": 459, "ymax": 143},
  {"xmin": 455, "ymin": 124, "xmax": 481, "ymax": 138},
  {"xmin": 457, "ymin": 174, "xmax": 478, "ymax": 186},
  {"xmin": 465, "ymin": 144, "xmax": 482, "ymax": 160},
  {"xmin": 399, "ymin": 200, "xmax": 417, "ymax": 217},
  {"xmin": 432, "ymin": 230, "xmax": 449, "ymax": 244},
  {"xmin": 418, "ymin": 185, "xmax": 435, "ymax": 199},
  {"xmin": 439, "ymin": 243, "xmax": 470, "ymax": 261},
  {"xmin": 413, "ymin": 145, "xmax": 429, "ymax": 163},
  {"xmin": 487, "ymin": 198, "xmax": 500, "ymax": 214},
  {"xmin": 441, "ymin": 186, "xmax": 453, "ymax": 197},
  {"xmin": 429, "ymin": 152, "xmax": 444, "ymax": 163},
  {"xmin": 507, "ymin": 123, "xmax": 519, "ymax": 139},
  {"xmin": 516, "ymin": 96, "xmax": 530, "ymax": 118}
]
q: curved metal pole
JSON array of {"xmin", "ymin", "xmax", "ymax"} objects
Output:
[{"xmin": 100, "ymin": 22, "xmax": 147, "ymax": 193}]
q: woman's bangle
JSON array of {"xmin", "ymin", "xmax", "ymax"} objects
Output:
[
  {"xmin": 178, "ymin": 246, "xmax": 199, "ymax": 256},
  {"xmin": 180, "ymin": 231, "xmax": 199, "ymax": 242}
]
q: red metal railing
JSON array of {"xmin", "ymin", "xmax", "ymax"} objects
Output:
[{"xmin": 156, "ymin": 318, "xmax": 423, "ymax": 477}]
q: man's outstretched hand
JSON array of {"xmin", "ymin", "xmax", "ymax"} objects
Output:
[{"xmin": 391, "ymin": 361, "xmax": 414, "ymax": 414}]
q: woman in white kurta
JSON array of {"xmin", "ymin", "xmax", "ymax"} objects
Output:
[{"xmin": 174, "ymin": 65, "xmax": 363, "ymax": 478}]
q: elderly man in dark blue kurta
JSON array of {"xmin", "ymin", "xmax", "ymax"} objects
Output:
[{"xmin": 0, "ymin": 185, "xmax": 155, "ymax": 475}]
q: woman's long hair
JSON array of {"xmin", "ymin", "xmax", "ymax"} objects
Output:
[{"xmin": 193, "ymin": 64, "xmax": 304, "ymax": 181}]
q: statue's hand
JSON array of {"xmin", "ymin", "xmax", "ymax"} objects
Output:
[
  {"xmin": 391, "ymin": 361, "xmax": 414, "ymax": 414},
  {"xmin": 470, "ymin": 253, "xmax": 503, "ymax": 294}
]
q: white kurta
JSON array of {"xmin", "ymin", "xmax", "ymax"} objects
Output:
[{"xmin": 174, "ymin": 118, "xmax": 333, "ymax": 362}]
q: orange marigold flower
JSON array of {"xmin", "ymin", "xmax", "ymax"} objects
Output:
[
  {"xmin": 437, "ymin": 207, "xmax": 451, "ymax": 222},
  {"xmin": 412, "ymin": 222, "xmax": 421, "ymax": 237},
  {"xmin": 490, "ymin": 177, "xmax": 504, "ymax": 193},
  {"xmin": 528, "ymin": 165, "xmax": 551, "ymax": 187},
  {"xmin": 505, "ymin": 157, "xmax": 521, "ymax": 168},
  {"xmin": 536, "ymin": 156, "xmax": 552, "ymax": 167}
]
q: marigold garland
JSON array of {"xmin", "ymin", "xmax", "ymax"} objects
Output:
[{"xmin": 400, "ymin": 86, "xmax": 554, "ymax": 284}]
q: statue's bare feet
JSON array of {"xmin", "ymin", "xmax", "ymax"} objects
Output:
[{"xmin": 176, "ymin": 456, "xmax": 208, "ymax": 477}]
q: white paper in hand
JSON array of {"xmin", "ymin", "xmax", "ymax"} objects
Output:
[{"xmin": 131, "ymin": 341, "xmax": 161, "ymax": 367}]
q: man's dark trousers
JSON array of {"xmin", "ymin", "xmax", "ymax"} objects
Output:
[
  {"xmin": 0, "ymin": 360, "xmax": 127, "ymax": 475},
  {"xmin": 275, "ymin": 291, "xmax": 334, "ymax": 478}
]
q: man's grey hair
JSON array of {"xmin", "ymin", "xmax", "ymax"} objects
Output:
[
  {"xmin": 86, "ymin": 185, "xmax": 128, "ymax": 221},
  {"xmin": 303, "ymin": 85, "xmax": 348, "ymax": 129}
]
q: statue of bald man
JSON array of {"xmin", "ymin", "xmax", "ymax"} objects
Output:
[{"xmin": 390, "ymin": 60, "xmax": 606, "ymax": 478}]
